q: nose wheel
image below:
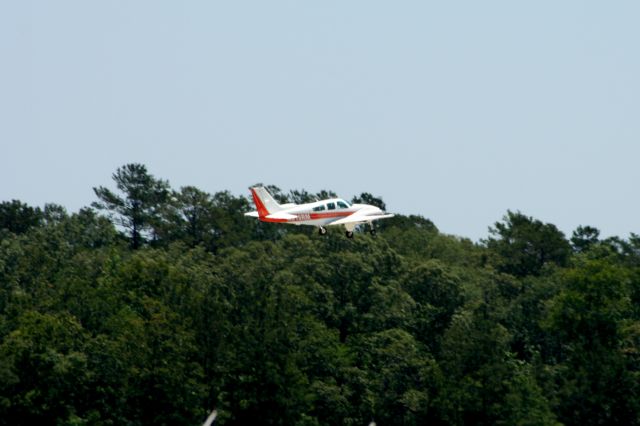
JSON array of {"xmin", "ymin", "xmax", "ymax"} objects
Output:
[{"xmin": 318, "ymin": 226, "xmax": 328, "ymax": 236}]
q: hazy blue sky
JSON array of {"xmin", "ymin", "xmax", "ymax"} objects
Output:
[{"xmin": 2, "ymin": 1, "xmax": 638, "ymax": 240}]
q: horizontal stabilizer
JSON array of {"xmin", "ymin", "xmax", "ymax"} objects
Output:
[
  {"xmin": 266, "ymin": 212, "xmax": 297, "ymax": 221},
  {"xmin": 328, "ymin": 213, "xmax": 395, "ymax": 226}
]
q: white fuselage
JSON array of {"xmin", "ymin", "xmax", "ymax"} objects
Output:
[
  {"xmin": 260, "ymin": 199, "xmax": 380, "ymax": 226},
  {"xmin": 246, "ymin": 186, "xmax": 394, "ymax": 235}
]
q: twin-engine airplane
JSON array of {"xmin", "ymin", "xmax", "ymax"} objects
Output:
[{"xmin": 245, "ymin": 186, "xmax": 394, "ymax": 238}]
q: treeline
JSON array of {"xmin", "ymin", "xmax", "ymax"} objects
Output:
[{"xmin": 1, "ymin": 164, "xmax": 640, "ymax": 425}]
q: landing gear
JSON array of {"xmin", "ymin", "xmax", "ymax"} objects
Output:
[
  {"xmin": 370, "ymin": 229, "xmax": 377, "ymax": 237},
  {"xmin": 318, "ymin": 226, "xmax": 328, "ymax": 236},
  {"xmin": 345, "ymin": 230, "xmax": 354, "ymax": 239}
]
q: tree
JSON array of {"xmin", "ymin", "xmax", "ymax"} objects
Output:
[
  {"xmin": 351, "ymin": 192, "xmax": 386, "ymax": 211},
  {"xmin": 486, "ymin": 211, "xmax": 571, "ymax": 277},
  {"xmin": 0, "ymin": 200, "xmax": 42, "ymax": 235},
  {"xmin": 571, "ymin": 225, "xmax": 600, "ymax": 253},
  {"xmin": 172, "ymin": 186, "xmax": 218, "ymax": 248},
  {"xmin": 315, "ymin": 189, "xmax": 337, "ymax": 201},
  {"xmin": 436, "ymin": 295, "xmax": 559, "ymax": 425},
  {"xmin": 288, "ymin": 189, "xmax": 316, "ymax": 204},
  {"xmin": 209, "ymin": 190, "xmax": 255, "ymax": 249},
  {"xmin": 208, "ymin": 238, "xmax": 321, "ymax": 424},
  {"xmin": 356, "ymin": 329, "xmax": 436, "ymax": 425},
  {"xmin": 12, "ymin": 177, "xmax": 640, "ymax": 425},
  {"xmin": 0, "ymin": 311, "xmax": 92, "ymax": 425},
  {"xmin": 92, "ymin": 164, "xmax": 170, "ymax": 249},
  {"xmin": 403, "ymin": 260, "xmax": 463, "ymax": 351},
  {"xmin": 543, "ymin": 259, "xmax": 640, "ymax": 425}
]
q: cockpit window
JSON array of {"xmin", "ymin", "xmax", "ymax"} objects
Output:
[
  {"xmin": 312, "ymin": 204, "xmax": 326, "ymax": 212},
  {"xmin": 337, "ymin": 200, "xmax": 349, "ymax": 209},
  {"xmin": 327, "ymin": 202, "xmax": 336, "ymax": 210}
]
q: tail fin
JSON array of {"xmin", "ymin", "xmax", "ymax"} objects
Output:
[{"xmin": 250, "ymin": 187, "xmax": 283, "ymax": 218}]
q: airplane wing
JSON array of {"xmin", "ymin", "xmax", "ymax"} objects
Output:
[
  {"xmin": 244, "ymin": 211, "xmax": 298, "ymax": 221},
  {"xmin": 266, "ymin": 212, "xmax": 297, "ymax": 221},
  {"xmin": 328, "ymin": 212, "xmax": 395, "ymax": 226}
]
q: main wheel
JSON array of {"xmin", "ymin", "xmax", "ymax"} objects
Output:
[
  {"xmin": 345, "ymin": 231, "xmax": 354, "ymax": 239},
  {"xmin": 370, "ymin": 229, "xmax": 377, "ymax": 237},
  {"xmin": 318, "ymin": 227, "xmax": 328, "ymax": 236}
]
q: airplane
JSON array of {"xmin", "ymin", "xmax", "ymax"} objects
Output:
[{"xmin": 245, "ymin": 186, "xmax": 394, "ymax": 238}]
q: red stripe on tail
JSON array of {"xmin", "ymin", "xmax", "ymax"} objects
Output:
[{"xmin": 250, "ymin": 188, "xmax": 269, "ymax": 218}]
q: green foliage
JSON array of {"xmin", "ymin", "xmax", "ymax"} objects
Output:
[
  {"xmin": 0, "ymin": 311, "xmax": 82, "ymax": 422},
  {"xmin": 570, "ymin": 225, "xmax": 600, "ymax": 253},
  {"xmin": 0, "ymin": 200, "xmax": 42, "ymax": 236},
  {"xmin": 2, "ymin": 164, "xmax": 640, "ymax": 424},
  {"xmin": 543, "ymin": 259, "xmax": 640, "ymax": 425},
  {"xmin": 92, "ymin": 163, "xmax": 171, "ymax": 249},
  {"xmin": 402, "ymin": 260, "xmax": 463, "ymax": 351},
  {"xmin": 486, "ymin": 210, "xmax": 571, "ymax": 277},
  {"xmin": 351, "ymin": 193, "xmax": 386, "ymax": 211}
]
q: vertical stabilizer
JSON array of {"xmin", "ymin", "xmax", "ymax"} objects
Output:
[{"xmin": 250, "ymin": 187, "xmax": 282, "ymax": 218}]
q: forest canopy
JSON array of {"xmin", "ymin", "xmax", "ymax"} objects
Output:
[{"xmin": 1, "ymin": 163, "xmax": 640, "ymax": 425}]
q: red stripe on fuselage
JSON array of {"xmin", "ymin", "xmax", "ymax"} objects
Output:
[
  {"xmin": 257, "ymin": 211, "xmax": 353, "ymax": 224},
  {"xmin": 309, "ymin": 211, "xmax": 352, "ymax": 220}
]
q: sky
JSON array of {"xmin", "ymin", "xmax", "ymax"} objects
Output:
[{"xmin": 1, "ymin": 1, "xmax": 639, "ymax": 241}]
